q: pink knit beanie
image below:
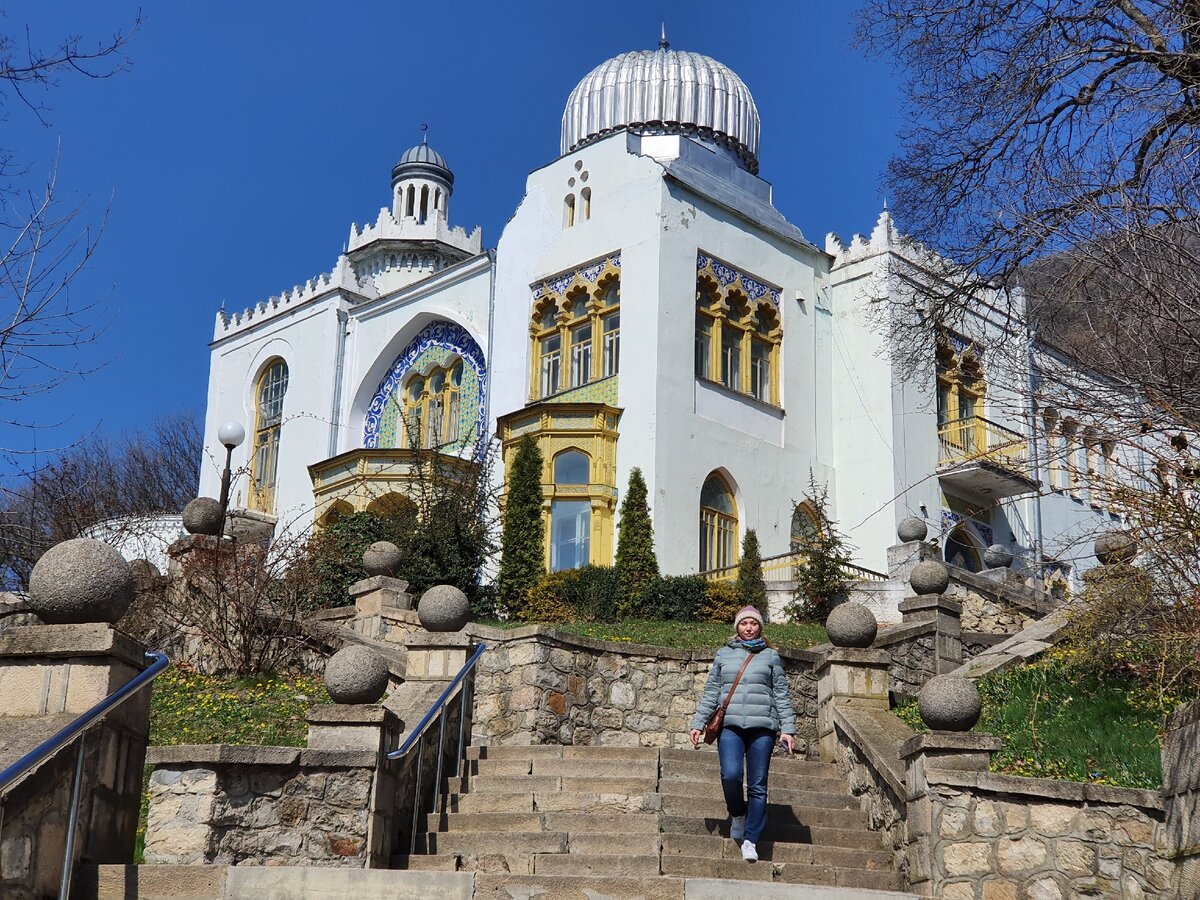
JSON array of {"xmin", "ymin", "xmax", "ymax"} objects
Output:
[{"xmin": 734, "ymin": 605, "xmax": 764, "ymax": 629}]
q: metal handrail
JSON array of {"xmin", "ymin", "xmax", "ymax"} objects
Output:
[
  {"xmin": 0, "ymin": 649, "xmax": 169, "ymax": 899},
  {"xmin": 700, "ymin": 552, "xmax": 889, "ymax": 584},
  {"xmin": 386, "ymin": 642, "xmax": 486, "ymax": 855}
]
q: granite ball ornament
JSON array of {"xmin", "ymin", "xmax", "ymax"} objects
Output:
[
  {"xmin": 897, "ymin": 516, "xmax": 928, "ymax": 543},
  {"xmin": 918, "ymin": 674, "xmax": 982, "ymax": 732},
  {"xmin": 418, "ymin": 584, "xmax": 470, "ymax": 632},
  {"xmin": 983, "ymin": 544, "xmax": 1014, "ymax": 569},
  {"xmin": 910, "ymin": 559, "xmax": 950, "ymax": 596},
  {"xmin": 1094, "ymin": 532, "xmax": 1136, "ymax": 566},
  {"xmin": 825, "ymin": 603, "xmax": 878, "ymax": 649},
  {"xmin": 362, "ymin": 541, "xmax": 402, "ymax": 577},
  {"xmin": 28, "ymin": 538, "xmax": 135, "ymax": 625},
  {"xmin": 182, "ymin": 497, "xmax": 224, "ymax": 536},
  {"xmin": 324, "ymin": 645, "xmax": 389, "ymax": 704}
]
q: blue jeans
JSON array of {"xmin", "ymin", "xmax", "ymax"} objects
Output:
[{"xmin": 717, "ymin": 725, "xmax": 774, "ymax": 844}]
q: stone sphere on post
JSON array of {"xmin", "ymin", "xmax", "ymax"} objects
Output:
[
  {"xmin": 362, "ymin": 541, "xmax": 402, "ymax": 577},
  {"xmin": 1094, "ymin": 532, "xmax": 1136, "ymax": 566},
  {"xmin": 983, "ymin": 544, "xmax": 1014, "ymax": 569},
  {"xmin": 324, "ymin": 645, "xmax": 389, "ymax": 704},
  {"xmin": 182, "ymin": 497, "xmax": 224, "ymax": 536},
  {"xmin": 917, "ymin": 674, "xmax": 982, "ymax": 731},
  {"xmin": 897, "ymin": 516, "xmax": 928, "ymax": 543},
  {"xmin": 825, "ymin": 602, "xmax": 878, "ymax": 649},
  {"xmin": 418, "ymin": 584, "xmax": 470, "ymax": 632},
  {"xmin": 910, "ymin": 559, "xmax": 950, "ymax": 596},
  {"xmin": 28, "ymin": 538, "xmax": 135, "ymax": 625}
]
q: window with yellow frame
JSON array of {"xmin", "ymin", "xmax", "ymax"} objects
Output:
[
  {"xmin": 530, "ymin": 271, "xmax": 619, "ymax": 400},
  {"xmin": 694, "ymin": 272, "xmax": 781, "ymax": 406},
  {"xmin": 250, "ymin": 358, "xmax": 288, "ymax": 514},
  {"xmin": 935, "ymin": 336, "xmax": 985, "ymax": 453},
  {"xmin": 700, "ymin": 472, "xmax": 738, "ymax": 571},
  {"xmin": 399, "ymin": 359, "xmax": 464, "ymax": 449}
]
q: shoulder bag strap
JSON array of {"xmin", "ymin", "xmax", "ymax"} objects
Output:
[{"xmin": 718, "ymin": 652, "xmax": 756, "ymax": 714}]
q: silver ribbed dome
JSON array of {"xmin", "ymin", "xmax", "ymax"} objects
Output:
[
  {"xmin": 561, "ymin": 46, "xmax": 761, "ymax": 173},
  {"xmin": 392, "ymin": 138, "xmax": 454, "ymax": 188},
  {"xmin": 398, "ymin": 141, "xmax": 449, "ymax": 169}
]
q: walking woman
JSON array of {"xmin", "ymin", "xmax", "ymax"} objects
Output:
[{"xmin": 688, "ymin": 605, "xmax": 796, "ymax": 862}]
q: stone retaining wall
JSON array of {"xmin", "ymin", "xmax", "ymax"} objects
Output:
[{"xmin": 960, "ymin": 590, "xmax": 1037, "ymax": 635}]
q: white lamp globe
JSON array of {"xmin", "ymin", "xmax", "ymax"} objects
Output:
[{"xmin": 217, "ymin": 421, "xmax": 246, "ymax": 449}]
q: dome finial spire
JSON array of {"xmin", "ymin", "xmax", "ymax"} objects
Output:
[
  {"xmin": 420, "ymin": 122, "xmax": 428, "ymax": 144},
  {"xmin": 659, "ymin": 22, "xmax": 669, "ymax": 50}
]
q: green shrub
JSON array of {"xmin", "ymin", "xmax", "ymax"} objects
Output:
[
  {"xmin": 521, "ymin": 571, "xmax": 574, "ymax": 622},
  {"xmin": 520, "ymin": 566, "xmax": 619, "ymax": 623},
  {"xmin": 615, "ymin": 467, "xmax": 659, "ymax": 617},
  {"xmin": 294, "ymin": 511, "xmax": 409, "ymax": 611},
  {"xmin": 646, "ymin": 574, "xmax": 705, "ymax": 621},
  {"xmin": 737, "ymin": 529, "xmax": 767, "ymax": 608},
  {"xmin": 698, "ymin": 580, "xmax": 744, "ymax": 624},
  {"xmin": 498, "ymin": 435, "xmax": 546, "ymax": 616}
]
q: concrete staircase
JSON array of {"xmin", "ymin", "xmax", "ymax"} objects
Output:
[{"xmin": 399, "ymin": 744, "xmax": 910, "ymax": 897}]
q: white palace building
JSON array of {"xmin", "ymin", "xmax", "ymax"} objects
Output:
[{"xmin": 199, "ymin": 38, "xmax": 1124, "ymax": 610}]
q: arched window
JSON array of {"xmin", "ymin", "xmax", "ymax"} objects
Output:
[
  {"xmin": 936, "ymin": 336, "xmax": 984, "ymax": 453},
  {"xmin": 405, "ymin": 185, "xmax": 416, "ymax": 218},
  {"xmin": 700, "ymin": 473, "xmax": 738, "ymax": 572},
  {"xmin": 320, "ymin": 499, "xmax": 354, "ymax": 529},
  {"xmin": 419, "ymin": 185, "xmax": 429, "ymax": 224},
  {"xmin": 366, "ymin": 492, "xmax": 418, "ymax": 526},
  {"xmin": 251, "ymin": 359, "xmax": 289, "ymax": 513},
  {"xmin": 580, "ymin": 186, "xmax": 592, "ymax": 221},
  {"xmin": 564, "ymin": 194, "xmax": 576, "ymax": 228},
  {"xmin": 695, "ymin": 263, "xmax": 781, "ymax": 405},
  {"xmin": 790, "ymin": 502, "xmax": 821, "ymax": 551},
  {"xmin": 551, "ymin": 449, "xmax": 591, "ymax": 571},
  {"xmin": 530, "ymin": 273, "xmax": 620, "ymax": 399},
  {"xmin": 401, "ymin": 358, "xmax": 465, "ymax": 449},
  {"xmin": 944, "ymin": 524, "xmax": 983, "ymax": 573}
]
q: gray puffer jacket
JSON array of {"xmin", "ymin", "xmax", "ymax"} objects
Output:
[{"xmin": 690, "ymin": 641, "xmax": 797, "ymax": 735}]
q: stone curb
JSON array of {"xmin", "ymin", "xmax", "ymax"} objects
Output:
[{"xmin": 925, "ymin": 766, "xmax": 1165, "ymax": 812}]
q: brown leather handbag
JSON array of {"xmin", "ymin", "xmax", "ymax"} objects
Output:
[{"xmin": 702, "ymin": 653, "xmax": 756, "ymax": 744}]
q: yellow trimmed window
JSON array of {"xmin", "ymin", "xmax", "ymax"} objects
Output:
[
  {"xmin": 250, "ymin": 358, "xmax": 288, "ymax": 514},
  {"xmin": 695, "ymin": 274, "xmax": 781, "ymax": 405},
  {"xmin": 700, "ymin": 472, "xmax": 738, "ymax": 571},
  {"xmin": 401, "ymin": 359, "xmax": 464, "ymax": 449},
  {"xmin": 935, "ymin": 337, "xmax": 984, "ymax": 453},
  {"xmin": 531, "ymin": 274, "xmax": 620, "ymax": 400}
]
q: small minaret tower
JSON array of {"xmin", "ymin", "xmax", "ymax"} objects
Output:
[{"xmin": 391, "ymin": 131, "xmax": 454, "ymax": 228}]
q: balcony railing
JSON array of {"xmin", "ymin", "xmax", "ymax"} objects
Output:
[
  {"xmin": 938, "ymin": 415, "xmax": 1029, "ymax": 474},
  {"xmin": 700, "ymin": 551, "xmax": 887, "ymax": 584}
]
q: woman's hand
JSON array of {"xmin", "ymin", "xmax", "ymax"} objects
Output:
[
  {"xmin": 779, "ymin": 734, "xmax": 796, "ymax": 754},
  {"xmin": 689, "ymin": 728, "xmax": 703, "ymax": 748}
]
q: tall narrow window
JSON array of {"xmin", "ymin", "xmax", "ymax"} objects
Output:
[
  {"xmin": 564, "ymin": 194, "xmax": 576, "ymax": 228},
  {"xmin": 700, "ymin": 473, "xmax": 737, "ymax": 572},
  {"xmin": 446, "ymin": 361, "xmax": 463, "ymax": 443},
  {"xmin": 750, "ymin": 339, "xmax": 771, "ymax": 402},
  {"xmin": 721, "ymin": 324, "xmax": 741, "ymax": 391},
  {"xmin": 695, "ymin": 315, "xmax": 712, "ymax": 379},
  {"xmin": 540, "ymin": 333, "xmax": 562, "ymax": 398},
  {"xmin": 580, "ymin": 186, "xmax": 591, "ymax": 221},
  {"xmin": 570, "ymin": 322, "xmax": 593, "ymax": 388},
  {"xmin": 406, "ymin": 185, "xmax": 415, "ymax": 218},
  {"xmin": 419, "ymin": 185, "xmax": 429, "ymax": 223},
  {"xmin": 551, "ymin": 450, "xmax": 591, "ymax": 571},
  {"xmin": 251, "ymin": 359, "xmax": 289, "ymax": 513},
  {"xmin": 601, "ymin": 313, "xmax": 619, "ymax": 378}
]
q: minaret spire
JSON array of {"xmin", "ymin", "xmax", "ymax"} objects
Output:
[{"xmin": 659, "ymin": 22, "xmax": 669, "ymax": 50}]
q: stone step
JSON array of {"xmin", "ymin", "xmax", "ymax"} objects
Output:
[
  {"xmin": 466, "ymin": 745, "xmax": 660, "ymax": 762},
  {"xmin": 423, "ymin": 810, "xmax": 661, "ymax": 833},
  {"xmin": 661, "ymin": 780, "xmax": 857, "ymax": 809},
  {"xmin": 662, "ymin": 832, "xmax": 895, "ymax": 870},
  {"xmin": 444, "ymin": 790, "xmax": 662, "ymax": 814},
  {"xmin": 391, "ymin": 853, "xmax": 460, "ymax": 871},
  {"xmin": 569, "ymin": 831, "xmax": 661, "ymax": 856},
  {"xmin": 658, "ymin": 799, "xmax": 869, "ymax": 831},
  {"xmin": 473, "ymin": 872, "xmax": 685, "ymax": 900},
  {"xmin": 661, "ymin": 855, "xmax": 775, "ymax": 881},
  {"xmin": 420, "ymin": 829, "xmax": 568, "ymax": 858},
  {"xmin": 532, "ymin": 853, "xmax": 662, "ymax": 876},
  {"xmin": 660, "ymin": 748, "xmax": 841, "ymax": 778},
  {"xmin": 660, "ymin": 759, "xmax": 850, "ymax": 795},
  {"xmin": 660, "ymin": 814, "xmax": 886, "ymax": 851},
  {"xmin": 775, "ymin": 862, "xmax": 906, "ymax": 892},
  {"xmin": 458, "ymin": 773, "xmax": 658, "ymax": 794},
  {"xmin": 83, "ymin": 865, "xmax": 472, "ymax": 899},
  {"xmin": 474, "ymin": 757, "xmax": 658, "ymax": 778}
]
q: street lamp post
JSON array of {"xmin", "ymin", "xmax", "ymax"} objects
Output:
[{"xmin": 216, "ymin": 421, "xmax": 246, "ymax": 536}]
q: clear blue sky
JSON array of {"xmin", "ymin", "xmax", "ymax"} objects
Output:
[{"xmin": 4, "ymin": 2, "xmax": 901, "ymax": 466}]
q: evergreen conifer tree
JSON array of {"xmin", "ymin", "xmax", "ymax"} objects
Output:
[
  {"xmin": 789, "ymin": 472, "xmax": 856, "ymax": 620},
  {"xmin": 614, "ymin": 467, "xmax": 659, "ymax": 618},
  {"xmin": 497, "ymin": 435, "xmax": 545, "ymax": 616},
  {"xmin": 737, "ymin": 528, "xmax": 768, "ymax": 610}
]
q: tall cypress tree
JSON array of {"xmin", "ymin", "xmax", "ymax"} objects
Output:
[
  {"xmin": 737, "ymin": 528, "xmax": 768, "ymax": 610},
  {"xmin": 497, "ymin": 435, "xmax": 545, "ymax": 617},
  {"xmin": 614, "ymin": 467, "xmax": 659, "ymax": 618}
]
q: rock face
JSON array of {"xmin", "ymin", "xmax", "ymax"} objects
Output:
[
  {"xmin": 918, "ymin": 674, "xmax": 982, "ymax": 731},
  {"xmin": 910, "ymin": 559, "xmax": 951, "ymax": 596},
  {"xmin": 362, "ymin": 541, "xmax": 402, "ymax": 577},
  {"xmin": 28, "ymin": 538, "xmax": 136, "ymax": 624},
  {"xmin": 182, "ymin": 497, "xmax": 224, "ymax": 536},
  {"xmin": 418, "ymin": 585, "xmax": 470, "ymax": 632},
  {"xmin": 983, "ymin": 544, "xmax": 1014, "ymax": 569},
  {"xmin": 825, "ymin": 602, "xmax": 878, "ymax": 648},
  {"xmin": 1094, "ymin": 532, "xmax": 1136, "ymax": 565},
  {"xmin": 898, "ymin": 516, "xmax": 928, "ymax": 543},
  {"xmin": 324, "ymin": 645, "xmax": 389, "ymax": 704}
]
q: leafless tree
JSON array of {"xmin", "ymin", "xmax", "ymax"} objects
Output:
[{"xmin": 0, "ymin": 14, "xmax": 140, "ymax": 433}]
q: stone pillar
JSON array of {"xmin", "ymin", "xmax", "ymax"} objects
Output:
[
  {"xmin": 404, "ymin": 632, "xmax": 475, "ymax": 681},
  {"xmin": 888, "ymin": 515, "xmax": 942, "ymax": 582},
  {"xmin": 307, "ymin": 704, "xmax": 402, "ymax": 754},
  {"xmin": 349, "ymin": 576, "xmax": 412, "ymax": 640},
  {"xmin": 815, "ymin": 649, "xmax": 891, "ymax": 761},
  {"xmin": 901, "ymin": 559, "xmax": 962, "ymax": 676},
  {"xmin": 1163, "ymin": 699, "xmax": 1200, "ymax": 892}
]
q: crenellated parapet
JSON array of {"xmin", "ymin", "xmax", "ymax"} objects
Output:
[
  {"xmin": 213, "ymin": 254, "xmax": 365, "ymax": 341},
  {"xmin": 826, "ymin": 209, "xmax": 896, "ymax": 267},
  {"xmin": 348, "ymin": 207, "xmax": 482, "ymax": 257}
]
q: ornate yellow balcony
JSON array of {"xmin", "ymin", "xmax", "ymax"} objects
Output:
[{"xmin": 937, "ymin": 416, "xmax": 1038, "ymax": 499}]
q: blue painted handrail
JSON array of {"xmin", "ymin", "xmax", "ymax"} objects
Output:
[
  {"xmin": 387, "ymin": 642, "xmax": 486, "ymax": 760},
  {"xmin": 0, "ymin": 649, "xmax": 170, "ymax": 791}
]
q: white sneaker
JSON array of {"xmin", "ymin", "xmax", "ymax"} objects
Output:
[
  {"xmin": 741, "ymin": 839, "xmax": 758, "ymax": 862},
  {"xmin": 729, "ymin": 815, "xmax": 746, "ymax": 841}
]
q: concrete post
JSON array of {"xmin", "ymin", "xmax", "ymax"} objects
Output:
[
  {"xmin": 404, "ymin": 632, "xmax": 474, "ymax": 681},
  {"xmin": 899, "ymin": 594, "xmax": 964, "ymax": 674},
  {"xmin": 815, "ymin": 648, "xmax": 891, "ymax": 761},
  {"xmin": 348, "ymin": 576, "xmax": 412, "ymax": 640}
]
